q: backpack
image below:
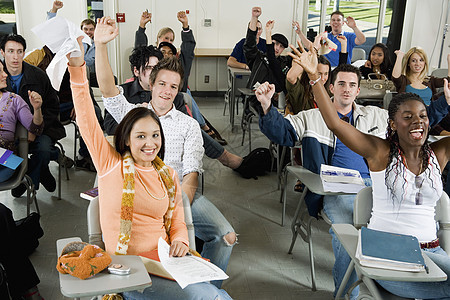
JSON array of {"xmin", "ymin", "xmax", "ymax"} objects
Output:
[
  {"xmin": 15, "ymin": 212, "xmax": 44, "ymax": 257},
  {"xmin": 233, "ymin": 148, "xmax": 272, "ymax": 179}
]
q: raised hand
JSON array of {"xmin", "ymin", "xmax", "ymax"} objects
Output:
[
  {"xmin": 66, "ymin": 36, "xmax": 85, "ymax": 67},
  {"xmin": 255, "ymin": 82, "xmax": 276, "ymax": 114},
  {"xmin": 394, "ymin": 50, "xmax": 404, "ymax": 57},
  {"xmin": 139, "ymin": 10, "xmax": 152, "ymax": 28},
  {"xmin": 444, "ymin": 78, "xmax": 450, "ymax": 105},
  {"xmin": 288, "ymin": 40, "xmax": 318, "ymax": 77},
  {"xmin": 252, "ymin": 7, "xmax": 262, "ymax": 19},
  {"xmin": 51, "ymin": 1, "xmax": 63, "ymax": 13},
  {"xmin": 364, "ymin": 60, "xmax": 372, "ymax": 68},
  {"xmin": 336, "ymin": 35, "xmax": 347, "ymax": 53},
  {"xmin": 28, "ymin": 91, "xmax": 43, "ymax": 111},
  {"xmin": 292, "ymin": 21, "xmax": 301, "ymax": 35},
  {"xmin": 345, "ymin": 16, "xmax": 356, "ymax": 29},
  {"xmin": 266, "ymin": 20, "xmax": 275, "ymax": 32},
  {"xmin": 94, "ymin": 17, "xmax": 119, "ymax": 45},
  {"xmin": 177, "ymin": 11, "xmax": 188, "ymax": 28}
]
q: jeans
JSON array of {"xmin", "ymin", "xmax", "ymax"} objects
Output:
[
  {"xmin": 122, "ymin": 275, "xmax": 232, "ymax": 300},
  {"xmin": 60, "ymin": 102, "xmax": 103, "ymax": 158},
  {"xmin": 186, "ymin": 89, "xmax": 206, "ymax": 127},
  {"xmin": 323, "ymin": 177, "xmax": 372, "ymax": 300},
  {"xmin": 377, "ymin": 246, "xmax": 450, "ymax": 299},
  {"xmin": 202, "ymin": 130, "xmax": 224, "ymax": 159},
  {"xmin": 191, "ymin": 190, "xmax": 236, "ymax": 288},
  {"xmin": 28, "ymin": 134, "xmax": 59, "ymax": 189}
]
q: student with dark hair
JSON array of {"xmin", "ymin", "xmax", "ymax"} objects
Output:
[
  {"xmin": 359, "ymin": 43, "xmax": 393, "ymax": 79},
  {"xmin": 0, "ymin": 33, "xmax": 65, "ymax": 196},
  {"xmin": 291, "ymin": 43, "xmax": 450, "ymax": 300},
  {"xmin": 96, "ymin": 17, "xmax": 236, "ymax": 289}
]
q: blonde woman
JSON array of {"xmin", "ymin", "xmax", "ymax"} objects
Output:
[{"xmin": 392, "ymin": 47, "xmax": 450, "ymax": 105}]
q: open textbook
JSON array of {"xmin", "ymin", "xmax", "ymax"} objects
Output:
[
  {"xmin": 140, "ymin": 238, "xmax": 228, "ymax": 289},
  {"xmin": 320, "ymin": 164, "xmax": 366, "ymax": 193}
]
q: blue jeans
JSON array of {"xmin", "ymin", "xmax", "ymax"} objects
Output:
[
  {"xmin": 377, "ymin": 246, "xmax": 450, "ymax": 299},
  {"xmin": 186, "ymin": 89, "xmax": 206, "ymax": 127},
  {"xmin": 28, "ymin": 134, "xmax": 59, "ymax": 189},
  {"xmin": 191, "ymin": 191, "xmax": 236, "ymax": 288},
  {"xmin": 323, "ymin": 177, "xmax": 372, "ymax": 300},
  {"xmin": 202, "ymin": 130, "xmax": 224, "ymax": 159},
  {"xmin": 122, "ymin": 275, "xmax": 232, "ymax": 300}
]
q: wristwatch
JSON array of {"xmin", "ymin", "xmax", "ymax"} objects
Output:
[{"xmin": 309, "ymin": 75, "xmax": 321, "ymax": 86}]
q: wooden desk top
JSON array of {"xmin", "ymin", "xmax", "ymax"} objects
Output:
[{"xmin": 194, "ymin": 48, "xmax": 233, "ymax": 57}]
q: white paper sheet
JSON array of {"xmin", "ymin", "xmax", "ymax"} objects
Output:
[
  {"xmin": 31, "ymin": 16, "xmax": 91, "ymax": 91},
  {"xmin": 320, "ymin": 164, "xmax": 366, "ymax": 193},
  {"xmin": 158, "ymin": 238, "xmax": 229, "ymax": 289}
]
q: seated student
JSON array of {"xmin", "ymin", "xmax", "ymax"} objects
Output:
[
  {"xmin": 289, "ymin": 43, "xmax": 450, "ymax": 300},
  {"xmin": 0, "ymin": 61, "xmax": 43, "ymax": 182},
  {"xmin": 227, "ymin": 19, "xmax": 267, "ymax": 70},
  {"xmin": 254, "ymin": 44, "xmax": 450, "ymax": 299},
  {"xmin": 0, "ymin": 204, "xmax": 43, "ymax": 300},
  {"xmin": 25, "ymin": 45, "xmax": 104, "ymax": 171},
  {"xmin": 0, "ymin": 34, "xmax": 66, "ymax": 197},
  {"xmin": 293, "ymin": 11, "xmax": 366, "ymax": 66},
  {"xmin": 102, "ymin": 45, "xmax": 244, "ymax": 172},
  {"xmin": 392, "ymin": 47, "xmax": 450, "ymax": 105},
  {"xmin": 359, "ymin": 43, "xmax": 393, "ymax": 79},
  {"xmin": 67, "ymin": 29, "xmax": 231, "ymax": 299},
  {"xmin": 95, "ymin": 17, "xmax": 236, "ymax": 288},
  {"xmin": 244, "ymin": 7, "xmax": 291, "ymax": 97},
  {"xmin": 136, "ymin": 10, "xmax": 226, "ymax": 145}
]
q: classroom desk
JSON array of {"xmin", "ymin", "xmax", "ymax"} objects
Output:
[
  {"xmin": 332, "ymin": 224, "xmax": 447, "ymax": 300},
  {"xmin": 194, "ymin": 48, "xmax": 233, "ymax": 57},
  {"xmin": 227, "ymin": 66, "xmax": 251, "ymax": 130},
  {"xmin": 57, "ymin": 237, "xmax": 152, "ymax": 300}
]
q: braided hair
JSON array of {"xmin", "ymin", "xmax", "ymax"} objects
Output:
[{"xmin": 385, "ymin": 92, "xmax": 439, "ymax": 204}]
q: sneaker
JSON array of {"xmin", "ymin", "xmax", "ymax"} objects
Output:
[
  {"xmin": 57, "ymin": 153, "xmax": 74, "ymax": 169},
  {"xmin": 40, "ymin": 166, "xmax": 56, "ymax": 192},
  {"xmin": 75, "ymin": 157, "xmax": 96, "ymax": 172},
  {"xmin": 12, "ymin": 183, "xmax": 27, "ymax": 198}
]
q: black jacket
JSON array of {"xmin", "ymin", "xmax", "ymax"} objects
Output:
[
  {"xmin": 5, "ymin": 62, "xmax": 65, "ymax": 141},
  {"xmin": 243, "ymin": 27, "xmax": 291, "ymax": 94}
]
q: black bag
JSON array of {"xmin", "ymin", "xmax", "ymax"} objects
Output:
[
  {"xmin": 233, "ymin": 148, "xmax": 272, "ymax": 179},
  {"xmin": 15, "ymin": 213, "xmax": 44, "ymax": 256}
]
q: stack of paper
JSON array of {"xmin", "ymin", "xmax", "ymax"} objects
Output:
[
  {"xmin": 356, "ymin": 227, "xmax": 426, "ymax": 272},
  {"xmin": 320, "ymin": 164, "xmax": 366, "ymax": 193}
]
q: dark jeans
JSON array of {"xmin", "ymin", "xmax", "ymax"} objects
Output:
[
  {"xmin": 28, "ymin": 134, "xmax": 59, "ymax": 189},
  {"xmin": 0, "ymin": 204, "xmax": 39, "ymax": 298}
]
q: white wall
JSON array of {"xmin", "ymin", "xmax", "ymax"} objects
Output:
[
  {"xmin": 401, "ymin": 0, "xmax": 450, "ymax": 71},
  {"xmin": 13, "ymin": 0, "xmax": 87, "ymax": 52}
]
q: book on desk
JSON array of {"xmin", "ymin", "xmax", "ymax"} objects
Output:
[
  {"xmin": 320, "ymin": 164, "xmax": 366, "ymax": 193},
  {"xmin": 356, "ymin": 226, "xmax": 427, "ymax": 272}
]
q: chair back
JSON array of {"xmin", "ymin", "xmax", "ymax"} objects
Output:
[
  {"xmin": 383, "ymin": 91, "xmax": 397, "ymax": 109},
  {"xmin": 431, "ymin": 68, "xmax": 448, "ymax": 78},
  {"xmin": 354, "ymin": 187, "xmax": 450, "ymax": 253},
  {"xmin": 351, "ymin": 48, "xmax": 366, "ymax": 63}
]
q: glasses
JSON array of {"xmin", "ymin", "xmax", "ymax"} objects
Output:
[
  {"xmin": 340, "ymin": 116, "xmax": 350, "ymax": 123},
  {"xmin": 415, "ymin": 175, "xmax": 424, "ymax": 205}
]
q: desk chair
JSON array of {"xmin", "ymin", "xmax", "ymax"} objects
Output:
[
  {"xmin": 335, "ymin": 187, "xmax": 450, "ymax": 300},
  {"xmin": 60, "ymin": 119, "xmax": 81, "ymax": 164},
  {"xmin": 1, "ymin": 124, "xmax": 39, "ymax": 216},
  {"xmin": 282, "ymin": 166, "xmax": 351, "ymax": 291},
  {"xmin": 238, "ymin": 88, "xmax": 258, "ymax": 152},
  {"xmin": 351, "ymin": 48, "xmax": 366, "ymax": 63},
  {"xmin": 431, "ymin": 68, "xmax": 449, "ymax": 78}
]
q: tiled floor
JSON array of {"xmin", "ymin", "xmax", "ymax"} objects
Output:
[{"xmin": 0, "ymin": 95, "xmax": 335, "ymax": 299}]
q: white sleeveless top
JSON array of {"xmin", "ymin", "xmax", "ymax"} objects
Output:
[{"xmin": 368, "ymin": 151, "xmax": 442, "ymax": 243}]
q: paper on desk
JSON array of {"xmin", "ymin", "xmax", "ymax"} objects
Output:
[
  {"xmin": 158, "ymin": 238, "xmax": 228, "ymax": 289},
  {"xmin": 320, "ymin": 164, "xmax": 366, "ymax": 193},
  {"xmin": 31, "ymin": 16, "xmax": 91, "ymax": 91}
]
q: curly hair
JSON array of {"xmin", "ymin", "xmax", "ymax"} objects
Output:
[{"xmin": 385, "ymin": 92, "xmax": 440, "ymax": 204}]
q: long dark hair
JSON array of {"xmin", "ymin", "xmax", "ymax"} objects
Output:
[
  {"xmin": 368, "ymin": 43, "xmax": 392, "ymax": 76},
  {"xmin": 298, "ymin": 55, "xmax": 331, "ymax": 110},
  {"xmin": 114, "ymin": 107, "xmax": 165, "ymax": 160},
  {"xmin": 385, "ymin": 92, "xmax": 439, "ymax": 204}
]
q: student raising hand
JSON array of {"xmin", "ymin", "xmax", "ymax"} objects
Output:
[
  {"xmin": 94, "ymin": 17, "xmax": 119, "ymax": 45},
  {"xmin": 288, "ymin": 40, "xmax": 319, "ymax": 77},
  {"xmin": 255, "ymin": 82, "xmax": 276, "ymax": 114}
]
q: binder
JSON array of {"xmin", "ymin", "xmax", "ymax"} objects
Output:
[{"xmin": 356, "ymin": 227, "xmax": 426, "ymax": 272}]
